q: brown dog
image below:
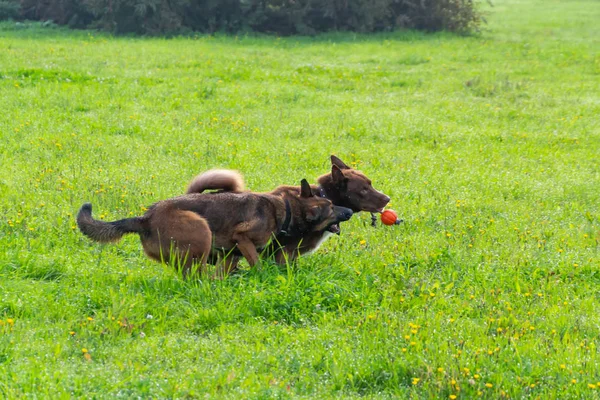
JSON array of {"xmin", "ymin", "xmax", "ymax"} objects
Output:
[
  {"xmin": 186, "ymin": 155, "xmax": 390, "ymax": 264},
  {"xmin": 77, "ymin": 179, "xmax": 353, "ymax": 276}
]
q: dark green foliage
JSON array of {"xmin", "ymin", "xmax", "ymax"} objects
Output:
[
  {"xmin": 392, "ymin": 0, "xmax": 483, "ymax": 32},
  {"xmin": 10, "ymin": 0, "xmax": 482, "ymax": 34},
  {"xmin": 0, "ymin": 0, "xmax": 19, "ymax": 20},
  {"xmin": 19, "ymin": 0, "xmax": 94, "ymax": 27}
]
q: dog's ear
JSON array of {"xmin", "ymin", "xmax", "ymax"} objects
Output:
[
  {"xmin": 331, "ymin": 164, "xmax": 348, "ymax": 186},
  {"xmin": 300, "ymin": 179, "xmax": 313, "ymax": 198},
  {"xmin": 331, "ymin": 155, "xmax": 350, "ymax": 170}
]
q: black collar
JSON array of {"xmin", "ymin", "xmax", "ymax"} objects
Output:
[
  {"xmin": 279, "ymin": 199, "xmax": 292, "ymax": 235},
  {"xmin": 316, "ymin": 186, "xmax": 328, "ymax": 199}
]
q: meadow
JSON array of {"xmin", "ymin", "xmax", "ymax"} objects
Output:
[{"xmin": 0, "ymin": 0, "xmax": 599, "ymax": 397}]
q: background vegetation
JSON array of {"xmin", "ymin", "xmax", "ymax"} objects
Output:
[
  {"xmin": 1, "ymin": 0, "xmax": 599, "ymax": 397},
  {"xmin": 5, "ymin": 0, "xmax": 481, "ymax": 35}
]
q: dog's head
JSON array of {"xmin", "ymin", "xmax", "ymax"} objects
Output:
[
  {"xmin": 299, "ymin": 179, "xmax": 353, "ymax": 234},
  {"xmin": 320, "ymin": 155, "xmax": 391, "ymax": 213}
]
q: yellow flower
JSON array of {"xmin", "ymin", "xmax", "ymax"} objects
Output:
[
  {"xmin": 571, "ymin": 379, "xmax": 577, "ymax": 384},
  {"xmin": 485, "ymin": 383, "xmax": 493, "ymax": 388},
  {"xmin": 412, "ymin": 378, "xmax": 420, "ymax": 385},
  {"xmin": 359, "ymin": 240, "xmax": 366, "ymax": 245},
  {"xmin": 560, "ymin": 364, "xmax": 566, "ymax": 369},
  {"xmin": 450, "ymin": 395, "xmax": 457, "ymax": 399},
  {"xmin": 82, "ymin": 348, "xmax": 88, "ymax": 353},
  {"xmin": 87, "ymin": 317, "xmax": 93, "ymax": 321},
  {"xmin": 588, "ymin": 384, "xmax": 597, "ymax": 389},
  {"xmin": 438, "ymin": 368, "xmax": 444, "ymax": 373}
]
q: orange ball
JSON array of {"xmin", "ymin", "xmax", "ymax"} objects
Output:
[{"xmin": 380, "ymin": 209, "xmax": 398, "ymax": 226}]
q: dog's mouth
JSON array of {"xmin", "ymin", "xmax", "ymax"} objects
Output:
[{"xmin": 327, "ymin": 223, "xmax": 341, "ymax": 235}]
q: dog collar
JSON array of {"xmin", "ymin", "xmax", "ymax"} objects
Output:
[
  {"xmin": 279, "ymin": 199, "xmax": 292, "ymax": 235},
  {"xmin": 316, "ymin": 186, "xmax": 328, "ymax": 199}
]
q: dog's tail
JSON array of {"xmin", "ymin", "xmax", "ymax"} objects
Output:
[
  {"xmin": 186, "ymin": 169, "xmax": 245, "ymax": 194},
  {"xmin": 77, "ymin": 203, "xmax": 145, "ymax": 243}
]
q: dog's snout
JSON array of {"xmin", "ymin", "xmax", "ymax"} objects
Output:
[{"xmin": 336, "ymin": 207, "xmax": 353, "ymax": 221}]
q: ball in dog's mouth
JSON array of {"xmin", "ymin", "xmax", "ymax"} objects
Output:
[{"xmin": 327, "ymin": 223, "xmax": 341, "ymax": 235}]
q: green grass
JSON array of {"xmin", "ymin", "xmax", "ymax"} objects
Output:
[{"xmin": 1, "ymin": 0, "xmax": 599, "ymax": 397}]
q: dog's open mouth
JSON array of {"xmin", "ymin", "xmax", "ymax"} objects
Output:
[{"xmin": 327, "ymin": 223, "xmax": 341, "ymax": 235}]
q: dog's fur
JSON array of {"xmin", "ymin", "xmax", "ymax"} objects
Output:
[
  {"xmin": 186, "ymin": 155, "xmax": 390, "ymax": 263},
  {"xmin": 77, "ymin": 180, "xmax": 353, "ymax": 277},
  {"xmin": 187, "ymin": 169, "xmax": 244, "ymax": 194}
]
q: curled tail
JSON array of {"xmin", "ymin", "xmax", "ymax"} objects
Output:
[
  {"xmin": 186, "ymin": 169, "xmax": 245, "ymax": 194},
  {"xmin": 76, "ymin": 203, "xmax": 145, "ymax": 243}
]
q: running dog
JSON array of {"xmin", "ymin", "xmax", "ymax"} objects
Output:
[
  {"xmin": 77, "ymin": 179, "xmax": 353, "ymax": 276},
  {"xmin": 186, "ymin": 155, "xmax": 390, "ymax": 264}
]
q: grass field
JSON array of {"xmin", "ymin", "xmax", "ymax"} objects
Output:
[{"xmin": 1, "ymin": 0, "xmax": 599, "ymax": 397}]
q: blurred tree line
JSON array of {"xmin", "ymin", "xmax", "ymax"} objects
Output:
[{"xmin": 1, "ymin": 0, "xmax": 482, "ymax": 34}]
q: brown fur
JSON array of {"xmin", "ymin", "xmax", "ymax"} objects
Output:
[
  {"xmin": 186, "ymin": 169, "xmax": 244, "ymax": 194},
  {"xmin": 185, "ymin": 155, "xmax": 390, "ymax": 264},
  {"xmin": 77, "ymin": 180, "xmax": 353, "ymax": 277}
]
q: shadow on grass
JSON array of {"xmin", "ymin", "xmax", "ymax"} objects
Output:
[
  {"xmin": 119, "ymin": 257, "xmax": 363, "ymax": 332},
  {"xmin": 0, "ymin": 20, "xmax": 474, "ymax": 44},
  {"xmin": 0, "ymin": 255, "xmax": 65, "ymax": 282}
]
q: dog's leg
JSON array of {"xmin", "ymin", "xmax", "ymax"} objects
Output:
[
  {"xmin": 143, "ymin": 209, "xmax": 212, "ymax": 278},
  {"xmin": 214, "ymin": 254, "xmax": 241, "ymax": 279},
  {"xmin": 224, "ymin": 255, "xmax": 240, "ymax": 274},
  {"xmin": 274, "ymin": 245, "xmax": 301, "ymax": 265},
  {"xmin": 232, "ymin": 233, "xmax": 260, "ymax": 267}
]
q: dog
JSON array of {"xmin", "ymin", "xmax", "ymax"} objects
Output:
[
  {"xmin": 77, "ymin": 179, "xmax": 353, "ymax": 277},
  {"xmin": 186, "ymin": 155, "xmax": 390, "ymax": 264}
]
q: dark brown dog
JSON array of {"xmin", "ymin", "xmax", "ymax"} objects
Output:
[
  {"xmin": 186, "ymin": 155, "xmax": 390, "ymax": 264},
  {"xmin": 77, "ymin": 179, "xmax": 353, "ymax": 276}
]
